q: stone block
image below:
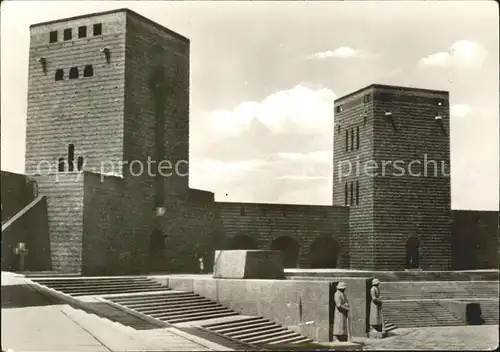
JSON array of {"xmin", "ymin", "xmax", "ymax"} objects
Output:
[{"xmin": 213, "ymin": 250, "xmax": 285, "ymax": 279}]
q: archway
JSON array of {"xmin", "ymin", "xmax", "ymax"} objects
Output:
[
  {"xmin": 406, "ymin": 236, "xmax": 420, "ymax": 269},
  {"xmin": 309, "ymin": 237, "xmax": 340, "ymax": 268},
  {"xmin": 149, "ymin": 228, "xmax": 166, "ymax": 272},
  {"xmin": 226, "ymin": 235, "xmax": 258, "ymax": 250},
  {"xmin": 270, "ymin": 236, "xmax": 300, "ymax": 268}
]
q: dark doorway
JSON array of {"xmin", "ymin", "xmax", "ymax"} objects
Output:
[
  {"xmin": 270, "ymin": 236, "xmax": 300, "ymax": 268},
  {"xmin": 149, "ymin": 228, "xmax": 166, "ymax": 272},
  {"xmin": 406, "ymin": 236, "xmax": 420, "ymax": 269},
  {"xmin": 309, "ymin": 237, "xmax": 340, "ymax": 268},
  {"xmin": 226, "ymin": 235, "xmax": 258, "ymax": 250}
]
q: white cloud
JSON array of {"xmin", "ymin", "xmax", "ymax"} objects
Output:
[
  {"xmin": 450, "ymin": 104, "xmax": 472, "ymax": 118},
  {"xmin": 275, "ymin": 175, "xmax": 330, "ymax": 181},
  {"xmin": 419, "ymin": 52, "xmax": 452, "ymax": 67},
  {"xmin": 208, "ymin": 85, "xmax": 336, "ymax": 136},
  {"xmin": 309, "ymin": 46, "xmax": 360, "ymax": 59},
  {"xmin": 419, "ymin": 40, "xmax": 488, "ymax": 69}
]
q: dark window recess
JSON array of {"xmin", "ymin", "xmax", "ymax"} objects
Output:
[
  {"xmin": 344, "ymin": 183, "xmax": 348, "ymax": 206},
  {"xmin": 55, "ymin": 69, "xmax": 64, "ymax": 81},
  {"xmin": 337, "ymin": 124, "xmax": 341, "ymax": 134},
  {"xmin": 58, "ymin": 158, "xmax": 65, "ymax": 172},
  {"xmin": 78, "ymin": 26, "xmax": 87, "ymax": 38},
  {"xmin": 68, "ymin": 144, "xmax": 75, "ymax": 171},
  {"xmin": 240, "ymin": 206, "xmax": 245, "ymax": 216},
  {"xmin": 335, "ymin": 105, "xmax": 343, "ymax": 113},
  {"xmin": 350, "ymin": 129, "xmax": 354, "ymax": 151},
  {"xmin": 350, "ymin": 182, "xmax": 354, "ymax": 206},
  {"xmin": 283, "ymin": 208, "xmax": 287, "ymax": 217},
  {"xmin": 363, "ymin": 94, "xmax": 372, "ymax": 103},
  {"xmin": 77, "ymin": 156, "xmax": 84, "ymax": 171},
  {"xmin": 83, "ymin": 65, "xmax": 93, "ymax": 77},
  {"xmin": 63, "ymin": 28, "xmax": 72, "ymax": 41},
  {"xmin": 356, "ymin": 181, "xmax": 359, "ymax": 205},
  {"xmin": 49, "ymin": 30, "xmax": 58, "ymax": 43},
  {"xmin": 345, "ymin": 130, "xmax": 349, "ymax": 152},
  {"xmin": 262, "ymin": 208, "xmax": 267, "ymax": 216},
  {"xmin": 356, "ymin": 126, "xmax": 360, "ymax": 150},
  {"xmin": 69, "ymin": 67, "xmax": 79, "ymax": 79},
  {"xmin": 93, "ymin": 23, "xmax": 102, "ymax": 36}
]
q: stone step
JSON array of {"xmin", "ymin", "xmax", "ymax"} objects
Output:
[
  {"xmin": 54, "ymin": 285, "xmax": 167, "ymax": 294},
  {"xmin": 215, "ymin": 320, "xmax": 277, "ymax": 335},
  {"xmin": 169, "ymin": 311, "xmax": 240, "ymax": 324},
  {"xmin": 268, "ymin": 335, "xmax": 313, "ymax": 345},
  {"xmin": 112, "ymin": 294, "xmax": 199, "ymax": 305},
  {"xmin": 203, "ymin": 316, "xmax": 264, "ymax": 329},
  {"xmin": 230, "ymin": 325, "xmax": 285, "ymax": 340},
  {"xmin": 123, "ymin": 297, "xmax": 209, "ymax": 309},
  {"xmin": 109, "ymin": 292, "xmax": 194, "ymax": 302},
  {"xmin": 138, "ymin": 301, "xmax": 221, "ymax": 315},
  {"xmin": 158, "ymin": 306, "xmax": 234, "ymax": 321},
  {"xmin": 147, "ymin": 303, "xmax": 222, "ymax": 317},
  {"xmin": 246, "ymin": 330, "xmax": 300, "ymax": 345},
  {"xmin": 67, "ymin": 287, "xmax": 170, "ymax": 296}
]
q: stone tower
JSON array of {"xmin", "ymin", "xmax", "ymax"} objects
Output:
[
  {"xmin": 25, "ymin": 9, "xmax": 192, "ymax": 273},
  {"xmin": 333, "ymin": 84, "xmax": 451, "ymax": 270}
]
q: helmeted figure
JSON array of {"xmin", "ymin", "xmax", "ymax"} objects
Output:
[
  {"xmin": 333, "ymin": 281, "xmax": 350, "ymax": 341},
  {"xmin": 369, "ymin": 278, "xmax": 384, "ymax": 332}
]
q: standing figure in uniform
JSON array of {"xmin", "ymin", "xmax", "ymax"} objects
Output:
[
  {"xmin": 333, "ymin": 281, "xmax": 350, "ymax": 341},
  {"xmin": 370, "ymin": 278, "xmax": 384, "ymax": 332}
]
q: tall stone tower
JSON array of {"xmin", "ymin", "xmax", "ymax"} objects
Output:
[
  {"xmin": 25, "ymin": 9, "xmax": 191, "ymax": 273},
  {"xmin": 333, "ymin": 84, "xmax": 451, "ymax": 270}
]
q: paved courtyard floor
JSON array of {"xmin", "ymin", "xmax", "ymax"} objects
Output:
[{"xmin": 354, "ymin": 325, "xmax": 499, "ymax": 350}]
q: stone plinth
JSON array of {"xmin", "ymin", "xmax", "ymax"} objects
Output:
[{"xmin": 213, "ymin": 250, "xmax": 285, "ymax": 279}]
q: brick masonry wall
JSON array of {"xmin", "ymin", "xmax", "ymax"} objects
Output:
[
  {"xmin": 26, "ymin": 12, "xmax": 127, "ymax": 176},
  {"xmin": 372, "ymin": 86, "xmax": 451, "ymax": 270},
  {"xmin": 33, "ymin": 173, "xmax": 84, "ymax": 273},
  {"xmin": 333, "ymin": 88, "xmax": 375, "ymax": 269},
  {"xmin": 216, "ymin": 202, "xmax": 350, "ymax": 268},
  {"xmin": 1, "ymin": 196, "xmax": 51, "ymax": 272},
  {"xmin": 123, "ymin": 12, "xmax": 189, "ymax": 195},
  {"xmin": 1, "ymin": 171, "xmax": 36, "ymax": 223},
  {"xmin": 82, "ymin": 172, "xmax": 158, "ymax": 275},
  {"xmin": 452, "ymin": 210, "xmax": 499, "ymax": 269}
]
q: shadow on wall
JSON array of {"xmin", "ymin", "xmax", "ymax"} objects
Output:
[{"xmin": 1, "ymin": 196, "xmax": 52, "ymax": 272}]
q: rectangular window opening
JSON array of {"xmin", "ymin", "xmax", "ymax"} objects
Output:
[
  {"xmin": 356, "ymin": 181, "xmax": 359, "ymax": 205},
  {"xmin": 63, "ymin": 28, "xmax": 72, "ymax": 41},
  {"xmin": 350, "ymin": 182, "xmax": 354, "ymax": 206},
  {"xmin": 356, "ymin": 126, "xmax": 360, "ymax": 150},
  {"xmin": 240, "ymin": 206, "xmax": 245, "ymax": 216},
  {"xmin": 68, "ymin": 144, "xmax": 75, "ymax": 172},
  {"xmin": 344, "ymin": 183, "xmax": 348, "ymax": 206},
  {"xmin": 69, "ymin": 67, "xmax": 79, "ymax": 79},
  {"xmin": 345, "ymin": 130, "xmax": 349, "ymax": 152},
  {"xmin": 350, "ymin": 129, "xmax": 354, "ymax": 151},
  {"xmin": 78, "ymin": 26, "xmax": 87, "ymax": 38},
  {"xmin": 49, "ymin": 31, "xmax": 58, "ymax": 43},
  {"xmin": 55, "ymin": 69, "xmax": 64, "ymax": 81},
  {"xmin": 83, "ymin": 65, "xmax": 93, "ymax": 77},
  {"xmin": 93, "ymin": 23, "xmax": 102, "ymax": 36},
  {"xmin": 58, "ymin": 158, "xmax": 65, "ymax": 172}
]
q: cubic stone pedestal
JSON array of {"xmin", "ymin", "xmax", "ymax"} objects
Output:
[{"xmin": 213, "ymin": 250, "xmax": 285, "ymax": 279}]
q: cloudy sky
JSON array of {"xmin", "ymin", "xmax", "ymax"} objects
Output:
[{"xmin": 1, "ymin": 1, "xmax": 498, "ymax": 210}]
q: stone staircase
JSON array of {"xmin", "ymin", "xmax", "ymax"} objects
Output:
[
  {"xmin": 383, "ymin": 300, "xmax": 464, "ymax": 328},
  {"xmin": 106, "ymin": 291, "xmax": 239, "ymax": 324},
  {"xmin": 105, "ymin": 291, "xmax": 314, "ymax": 346},
  {"xmin": 31, "ymin": 277, "xmax": 170, "ymax": 296},
  {"xmin": 478, "ymin": 299, "xmax": 499, "ymax": 325},
  {"xmin": 382, "ymin": 281, "xmax": 499, "ymax": 300},
  {"xmin": 382, "ymin": 281, "xmax": 499, "ymax": 328},
  {"xmin": 201, "ymin": 316, "xmax": 314, "ymax": 345}
]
